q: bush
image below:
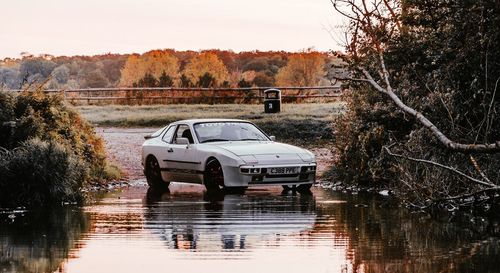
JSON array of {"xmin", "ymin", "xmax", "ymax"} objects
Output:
[
  {"xmin": 0, "ymin": 89, "xmax": 120, "ymax": 207},
  {"xmin": 0, "ymin": 139, "xmax": 87, "ymax": 207}
]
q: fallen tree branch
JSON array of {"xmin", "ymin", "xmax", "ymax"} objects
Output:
[
  {"xmin": 361, "ymin": 65, "xmax": 500, "ymax": 153},
  {"xmin": 383, "ymin": 146, "xmax": 497, "ymax": 188}
]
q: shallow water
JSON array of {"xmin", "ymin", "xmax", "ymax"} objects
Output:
[{"xmin": 1, "ymin": 184, "xmax": 500, "ymax": 273}]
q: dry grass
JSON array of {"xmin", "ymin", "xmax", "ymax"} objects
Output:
[
  {"xmin": 76, "ymin": 103, "xmax": 345, "ymax": 144},
  {"xmin": 77, "ymin": 103, "xmax": 345, "ymax": 127}
]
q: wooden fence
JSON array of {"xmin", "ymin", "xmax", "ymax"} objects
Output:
[{"xmin": 13, "ymin": 86, "xmax": 344, "ymax": 105}]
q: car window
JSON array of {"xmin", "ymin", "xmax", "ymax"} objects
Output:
[
  {"xmin": 161, "ymin": 126, "xmax": 176, "ymax": 143},
  {"xmin": 173, "ymin": 124, "xmax": 194, "ymax": 144},
  {"xmin": 150, "ymin": 126, "xmax": 167, "ymax": 138},
  {"xmin": 194, "ymin": 122, "xmax": 268, "ymax": 143}
]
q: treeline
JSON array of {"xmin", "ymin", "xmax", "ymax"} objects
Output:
[{"xmin": 0, "ymin": 49, "xmax": 341, "ymax": 90}]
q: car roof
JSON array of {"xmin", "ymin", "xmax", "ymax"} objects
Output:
[{"xmin": 172, "ymin": 118, "xmax": 251, "ymax": 125}]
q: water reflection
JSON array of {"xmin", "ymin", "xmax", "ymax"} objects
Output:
[
  {"xmin": 1, "ymin": 186, "xmax": 500, "ymax": 273},
  {"xmin": 0, "ymin": 208, "xmax": 89, "ymax": 273},
  {"xmin": 143, "ymin": 188, "xmax": 317, "ymax": 254}
]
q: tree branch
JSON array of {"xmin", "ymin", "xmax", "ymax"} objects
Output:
[
  {"xmin": 383, "ymin": 146, "xmax": 497, "ymax": 188},
  {"xmin": 361, "ymin": 68, "xmax": 500, "ymax": 153}
]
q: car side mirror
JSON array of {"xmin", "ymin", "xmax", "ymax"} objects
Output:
[
  {"xmin": 144, "ymin": 134, "xmax": 153, "ymax": 140},
  {"xmin": 269, "ymin": 136, "xmax": 276, "ymax": 141},
  {"xmin": 175, "ymin": 137, "xmax": 189, "ymax": 145}
]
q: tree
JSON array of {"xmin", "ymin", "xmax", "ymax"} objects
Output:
[
  {"xmin": 183, "ymin": 52, "xmax": 229, "ymax": 87},
  {"xmin": 0, "ymin": 67, "xmax": 20, "ymax": 89},
  {"xmin": 19, "ymin": 58, "xmax": 57, "ymax": 83},
  {"xmin": 179, "ymin": 74, "xmax": 192, "ymax": 88},
  {"xmin": 135, "ymin": 73, "xmax": 158, "ymax": 87},
  {"xmin": 158, "ymin": 71, "xmax": 174, "ymax": 87},
  {"xmin": 275, "ymin": 50, "xmax": 326, "ymax": 86},
  {"xmin": 238, "ymin": 79, "xmax": 252, "ymax": 88},
  {"xmin": 253, "ymin": 72, "xmax": 274, "ymax": 87},
  {"xmin": 197, "ymin": 72, "xmax": 216, "ymax": 88},
  {"xmin": 119, "ymin": 50, "xmax": 179, "ymax": 87},
  {"xmin": 331, "ymin": 0, "xmax": 500, "ymax": 209},
  {"xmin": 51, "ymin": 65, "xmax": 70, "ymax": 84},
  {"xmin": 82, "ymin": 69, "xmax": 109, "ymax": 88}
]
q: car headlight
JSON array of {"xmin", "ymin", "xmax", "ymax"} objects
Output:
[
  {"xmin": 298, "ymin": 153, "xmax": 314, "ymax": 162},
  {"xmin": 239, "ymin": 155, "xmax": 259, "ymax": 164}
]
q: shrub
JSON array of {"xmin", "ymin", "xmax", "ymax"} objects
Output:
[
  {"xmin": 0, "ymin": 139, "xmax": 87, "ymax": 206},
  {"xmin": 0, "ymin": 89, "xmax": 120, "ymax": 207}
]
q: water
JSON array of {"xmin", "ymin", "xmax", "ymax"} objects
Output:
[{"xmin": 1, "ymin": 184, "xmax": 500, "ymax": 273}]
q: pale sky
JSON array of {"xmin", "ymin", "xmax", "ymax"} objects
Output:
[{"xmin": 0, "ymin": 0, "xmax": 344, "ymax": 59}]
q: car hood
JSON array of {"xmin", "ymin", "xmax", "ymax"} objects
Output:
[{"xmin": 212, "ymin": 141, "xmax": 306, "ymax": 156}]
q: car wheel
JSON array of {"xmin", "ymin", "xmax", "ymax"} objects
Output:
[
  {"xmin": 145, "ymin": 156, "xmax": 169, "ymax": 189},
  {"xmin": 297, "ymin": 183, "xmax": 313, "ymax": 193},
  {"xmin": 204, "ymin": 158, "xmax": 224, "ymax": 194},
  {"xmin": 225, "ymin": 186, "xmax": 247, "ymax": 194},
  {"xmin": 282, "ymin": 185, "xmax": 296, "ymax": 191}
]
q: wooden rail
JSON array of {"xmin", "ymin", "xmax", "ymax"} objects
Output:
[{"xmin": 10, "ymin": 86, "xmax": 344, "ymax": 105}]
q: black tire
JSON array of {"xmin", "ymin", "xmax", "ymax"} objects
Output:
[
  {"xmin": 204, "ymin": 159, "xmax": 225, "ymax": 194},
  {"xmin": 282, "ymin": 185, "xmax": 296, "ymax": 191},
  {"xmin": 225, "ymin": 186, "xmax": 247, "ymax": 194},
  {"xmin": 297, "ymin": 183, "xmax": 313, "ymax": 193},
  {"xmin": 145, "ymin": 156, "xmax": 169, "ymax": 189}
]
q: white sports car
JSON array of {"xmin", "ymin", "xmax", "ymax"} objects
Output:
[{"xmin": 141, "ymin": 119, "xmax": 316, "ymax": 193}]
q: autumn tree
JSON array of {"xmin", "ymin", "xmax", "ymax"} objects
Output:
[
  {"xmin": 179, "ymin": 74, "xmax": 192, "ymax": 88},
  {"xmin": 182, "ymin": 52, "xmax": 229, "ymax": 87},
  {"xmin": 238, "ymin": 79, "xmax": 252, "ymax": 88},
  {"xmin": 275, "ymin": 50, "xmax": 326, "ymax": 86},
  {"xmin": 197, "ymin": 72, "xmax": 216, "ymax": 88},
  {"xmin": 119, "ymin": 50, "xmax": 179, "ymax": 87},
  {"xmin": 158, "ymin": 71, "xmax": 174, "ymax": 87},
  {"xmin": 133, "ymin": 73, "xmax": 157, "ymax": 87}
]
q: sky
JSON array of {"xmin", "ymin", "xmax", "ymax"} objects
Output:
[{"xmin": 0, "ymin": 0, "xmax": 344, "ymax": 59}]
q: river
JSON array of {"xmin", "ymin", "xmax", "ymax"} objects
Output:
[{"xmin": 1, "ymin": 183, "xmax": 500, "ymax": 273}]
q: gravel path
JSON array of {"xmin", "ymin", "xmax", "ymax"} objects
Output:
[{"xmin": 97, "ymin": 127, "xmax": 334, "ymax": 180}]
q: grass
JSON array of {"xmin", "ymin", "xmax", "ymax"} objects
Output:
[
  {"xmin": 77, "ymin": 103, "xmax": 345, "ymax": 127},
  {"xmin": 77, "ymin": 103, "xmax": 345, "ymax": 143},
  {"xmin": 77, "ymin": 102, "xmax": 345, "ymax": 143}
]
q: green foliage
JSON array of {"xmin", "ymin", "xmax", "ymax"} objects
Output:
[
  {"xmin": 333, "ymin": 87, "xmax": 412, "ymax": 185},
  {"xmin": 0, "ymin": 90, "xmax": 120, "ymax": 207},
  {"xmin": 334, "ymin": 0, "xmax": 500, "ymax": 207},
  {"xmin": 0, "ymin": 139, "xmax": 87, "ymax": 207}
]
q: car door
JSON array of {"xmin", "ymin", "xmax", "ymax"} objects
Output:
[
  {"xmin": 163, "ymin": 124, "xmax": 202, "ymax": 184},
  {"xmin": 154, "ymin": 125, "xmax": 177, "ymax": 182}
]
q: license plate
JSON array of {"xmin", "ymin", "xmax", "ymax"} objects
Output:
[{"xmin": 269, "ymin": 167, "xmax": 299, "ymax": 174}]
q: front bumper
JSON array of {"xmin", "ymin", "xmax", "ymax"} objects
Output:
[{"xmin": 222, "ymin": 163, "xmax": 316, "ymax": 187}]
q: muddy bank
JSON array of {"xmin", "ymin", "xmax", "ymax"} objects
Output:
[{"xmin": 96, "ymin": 127, "xmax": 334, "ymax": 181}]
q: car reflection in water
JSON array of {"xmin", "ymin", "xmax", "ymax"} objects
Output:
[{"xmin": 143, "ymin": 187, "xmax": 317, "ymax": 253}]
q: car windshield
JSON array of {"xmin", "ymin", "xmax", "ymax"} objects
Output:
[{"xmin": 194, "ymin": 122, "xmax": 269, "ymax": 143}]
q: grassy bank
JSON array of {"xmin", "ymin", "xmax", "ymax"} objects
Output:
[
  {"xmin": 0, "ymin": 90, "xmax": 122, "ymax": 208},
  {"xmin": 78, "ymin": 103, "xmax": 345, "ymax": 143}
]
